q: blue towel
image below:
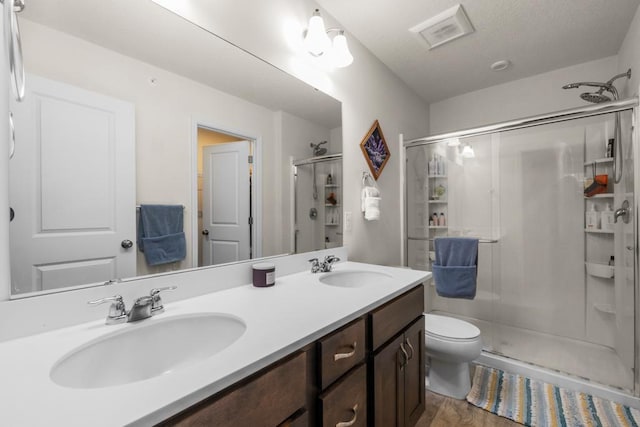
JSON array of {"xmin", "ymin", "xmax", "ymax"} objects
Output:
[
  {"xmin": 432, "ymin": 237, "xmax": 478, "ymax": 299},
  {"xmin": 137, "ymin": 204, "xmax": 186, "ymax": 266}
]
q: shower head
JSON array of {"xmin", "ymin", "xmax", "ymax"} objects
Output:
[
  {"xmin": 562, "ymin": 69, "xmax": 630, "ymax": 103},
  {"xmin": 580, "ymin": 91, "xmax": 612, "ymax": 103},
  {"xmin": 310, "ymin": 141, "xmax": 328, "ymax": 156}
]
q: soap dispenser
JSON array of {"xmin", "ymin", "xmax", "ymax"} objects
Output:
[
  {"xmin": 585, "ymin": 204, "xmax": 600, "ymax": 230},
  {"xmin": 601, "ymin": 203, "xmax": 615, "ymax": 231}
]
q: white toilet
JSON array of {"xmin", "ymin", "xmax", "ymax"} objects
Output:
[{"xmin": 424, "ymin": 313, "xmax": 483, "ymax": 399}]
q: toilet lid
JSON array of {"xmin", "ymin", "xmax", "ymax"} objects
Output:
[{"xmin": 424, "ymin": 314, "xmax": 480, "ymax": 340}]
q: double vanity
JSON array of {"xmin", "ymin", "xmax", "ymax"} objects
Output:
[{"xmin": 0, "ymin": 253, "xmax": 429, "ymax": 426}]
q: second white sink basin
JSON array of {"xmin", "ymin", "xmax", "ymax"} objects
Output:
[
  {"xmin": 319, "ymin": 270, "xmax": 393, "ymax": 288},
  {"xmin": 50, "ymin": 313, "xmax": 246, "ymax": 389}
]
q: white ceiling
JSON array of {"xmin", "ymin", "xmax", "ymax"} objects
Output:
[{"xmin": 317, "ymin": 0, "xmax": 640, "ymax": 104}]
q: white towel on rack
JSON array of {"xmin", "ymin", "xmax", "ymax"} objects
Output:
[{"xmin": 361, "ymin": 186, "xmax": 381, "ymax": 220}]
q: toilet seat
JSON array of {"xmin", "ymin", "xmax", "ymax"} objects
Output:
[{"xmin": 425, "ymin": 314, "xmax": 480, "ymax": 341}]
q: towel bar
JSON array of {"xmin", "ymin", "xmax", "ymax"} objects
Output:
[{"xmin": 408, "ymin": 237, "xmax": 498, "ymax": 243}]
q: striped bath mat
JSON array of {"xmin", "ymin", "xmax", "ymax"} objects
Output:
[{"xmin": 467, "ymin": 365, "xmax": 640, "ymax": 427}]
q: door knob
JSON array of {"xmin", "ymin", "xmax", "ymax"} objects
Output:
[
  {"xmin": 121, "ymin": 239, "xmax": 133, "ymax": 249},
  {"xmin": 202, "ymin": 229, "xmax": 209, "ymax": 236}
]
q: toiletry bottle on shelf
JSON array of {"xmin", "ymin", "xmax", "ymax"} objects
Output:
[
  {"xmin": 606, "ymin": 138, "xmax": 614, "ymax": 158},
  {"xmin": 609, "ymin": 256, "xmax": 615, "ymax": 266},
  {"xmin": 439, "ymin": 213, "xmax": 446, "ymax": 226},
  {"xmin": 428, "ymin": 154, "xmax": 435, "ymax": 176},
  {"xmin": 432, "ymin": 213, "xmax": 438, "ymax": 226},
  {"xmin": 326, "ymin": 174, "xmax": 333, "ymax": 185},
  {"xmin": 585, "ymin": 204, "xmax": 600, "ymax": 229},
  {"xmin": 601, "ymin": 203, "xmax": 614, "ymax": 231}
]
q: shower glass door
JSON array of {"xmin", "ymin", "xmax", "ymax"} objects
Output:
[
  {"xmin": 293, "ymin": 158, "xmax": 342, "ymax": 253},
  {"xmin": 407, "ymin": 109, "xmax": 636, "ymax": 393}
]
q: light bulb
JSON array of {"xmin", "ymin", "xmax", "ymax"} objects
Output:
[
  {"xmin": 331, "ymin": 31, "xmax": 353, "ymax": 68},
  {"xmin": 303, "ymin": 9, "xmax": 331, "ymax": 57},
  {"xmin": 461, "ymin": 145, "xmax": 475, "ymax": 158}
]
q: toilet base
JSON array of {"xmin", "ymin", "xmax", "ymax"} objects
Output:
[{"xmin": 426, "ymin": 357, "xmax": 471, "ymax": 400}]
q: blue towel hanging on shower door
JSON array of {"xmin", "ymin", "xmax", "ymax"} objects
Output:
[
  {"xmin": 432, "ymin": 237, "xmax": 478, "ymax": 299},
  {"xmin": 137, "ymin": 204, "xmax": 186, "ymax": 266}
]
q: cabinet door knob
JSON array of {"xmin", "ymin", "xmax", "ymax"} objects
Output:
[
  {"xmin": 202, "ymin": 229, "xmax": 209, "ymax": 236},
  {"xmin": 333, "ymin": 342, "xmax": 357, "ymax": 361},
  {"xmin": 121, "ymin": 239, "xmax": 133, "ymax": 249},
  {"xmin": 336, "ymin": 403, "xmax": 358, "ymax": 427}
]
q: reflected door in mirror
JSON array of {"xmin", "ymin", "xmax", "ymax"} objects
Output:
[
  {"xmin": 202, "ymin": 141, "xmax": 251, "ymax": 265},
  {"xmin": 9, "ymin": 75, "xmax": 136, "ymax": 294}
]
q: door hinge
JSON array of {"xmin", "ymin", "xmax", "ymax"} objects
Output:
[
  {"xmin": 248, "ymin": 155, "xmax": 253, "ymax": 164},
  {"xmin": 248, "ymin": 216, "xmax": 253, "ymax": 225}
]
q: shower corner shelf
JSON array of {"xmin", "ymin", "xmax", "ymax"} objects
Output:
[
  {"xmin": 325, "ymin": 204, "xmax": 341, "ymax": 207},
  {"xmin": 427, "ymin": 174, "xmax": 447, "ymax": 178},
  {"xmin": 584, "ymin": 193, "xmax": 614, "ymax": 199},
  {"xmin": 584, "ymin": 229, "xmax": 614, "ymax": 234},
  {"xmin": 428, "ymin": 199, "xmax": 447, "ymax": 204},
  {"xmin": 583, "ymin": 157, "xmax": 614, "ymax": 166},
  {"xmin": 593, "ymin": 303, "xmax": 616, "ymax": 315},
  {"xmin": 429, "ymin": 226, "xmax": 448, "ymax": 229},
  {"xmin": 585, "ymin": 262, "xmax": 614, "ymax": 279},
  {"xmin": 324, "ymin": 184, "xmax": 339, "ymax": 188}
]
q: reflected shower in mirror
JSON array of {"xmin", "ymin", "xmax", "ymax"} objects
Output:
[{"xmin": 8, "ymin": 0, "xmax": 342, "ymax": 296}]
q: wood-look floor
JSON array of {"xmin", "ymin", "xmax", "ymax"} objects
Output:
[{"xmin": 416, "ymin": 390, "xmax": 522, "ymax": 427}]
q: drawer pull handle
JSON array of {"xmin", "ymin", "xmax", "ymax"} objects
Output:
[
  {"xmin": 405, "ymin": 337, "xmax": 414, "ymax": 360},
  {"xmin": 334, "ymin": 342, "xmax": 357, "ymax": 361},
  {"xmin": 336, "ymin": 403, "xmax": 358, "ymax": 427}
]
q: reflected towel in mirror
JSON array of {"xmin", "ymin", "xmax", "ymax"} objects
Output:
[{"xmin": 137, "ymin": 205, "xmax": 186, "ymax": 266}]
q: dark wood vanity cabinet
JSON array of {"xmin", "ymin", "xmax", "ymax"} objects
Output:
[
  {"xmin": 158, "ymin": 284, "xmax": 425, "ymax": 427},
  {"xmin": 370, "ymin": 286, "xmax": 425, "ymax": 427}
]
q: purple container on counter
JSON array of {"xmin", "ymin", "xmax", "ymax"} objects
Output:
[{"xmin": 252, "ymin": 263, "xmax": 275, "ymax": 287}]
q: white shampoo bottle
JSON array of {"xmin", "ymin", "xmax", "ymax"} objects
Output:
[{"xmin": 586, "ymin": 204, "xmax": 600, "ymax": 229}]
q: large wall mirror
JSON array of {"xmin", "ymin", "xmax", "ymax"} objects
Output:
[{"xmin": 9, "ymin": 0, "xmax": 342, "ymax": 296}]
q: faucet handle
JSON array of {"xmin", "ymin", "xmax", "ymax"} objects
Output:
[
  {"xmin": 88, "ymin": 295, "xmax": 127, "ymax": 324},
  {"xmin": 308, "ymin": 258, "xmax": 320, "ymax": 273},
  {"xmin": 150, "ymin": 286, "xmax": 177, "ymax": 314},
  {"xmin": 324, "ymin": 255, "xmax": 340, "ymax": 263}
]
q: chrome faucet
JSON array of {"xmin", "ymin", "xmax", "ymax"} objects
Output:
[
  {"xmin": 309, "ymin": 255, "xmax": 341, "ymax": 273},
  {"xmin": 89, "ymin": 286, "xmax": 177, "ymax": 324}
]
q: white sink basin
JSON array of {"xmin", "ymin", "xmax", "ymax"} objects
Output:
[
  {"xmin": 50, "ymin": 313, "xmax": 246, "ymax": 389},
  {"xmin": 319, "ymin": 270, "xmax": 393, "ymax": 288}
]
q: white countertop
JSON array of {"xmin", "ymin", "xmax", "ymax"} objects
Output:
[{"xmin": 0, "ymin": 262, "xmax": 429, "ymax": 426}]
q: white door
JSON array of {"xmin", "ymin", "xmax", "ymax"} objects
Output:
[
  {"xmin": 202, "ymin": 141, "xmax": 251, "ymax": 265},
  {"xmin": 9, "ymin": 74, "xmax": 136, "ymax": 293}
]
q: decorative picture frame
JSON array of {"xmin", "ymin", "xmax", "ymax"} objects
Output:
[{"xmin": 360, "ymin": 120, "xmax": 390, "ymax": 180}]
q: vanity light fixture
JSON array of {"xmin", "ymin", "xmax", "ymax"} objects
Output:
[
  {"xmin": 303, "ymin": 9, "xmax": 353, "ymax": 68},
  {"xmin": 446, "ymin": 137, "xmax": 460, "ymax": 147}
]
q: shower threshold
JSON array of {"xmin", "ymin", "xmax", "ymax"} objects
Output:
[{"xmin": 430, "ymin": 311, "xmax": 637, "ymax": 406}]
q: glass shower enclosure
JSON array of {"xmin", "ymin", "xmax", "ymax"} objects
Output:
[
  {"xmin": 293, "ymin": 154, "xmax": 342, "ymax": 253},
  {"xmin": 405, "ymin": 101, "xmax": 638, "ymax": 395}
]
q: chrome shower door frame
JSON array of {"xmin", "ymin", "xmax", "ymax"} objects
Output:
[{"xmin": 404, "ymin": 98, "xmax": 640, "ymax": 397}]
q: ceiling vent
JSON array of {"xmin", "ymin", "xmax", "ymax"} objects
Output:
[{"xmin": 409, "ymin": 4, "xmax": 474, "ymax": 50}]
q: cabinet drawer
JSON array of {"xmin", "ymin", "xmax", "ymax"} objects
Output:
[
  {"xmin": 318, "ymin": 317, "xmax": 366, "ymax": 390},
  {"xmin": 162, "ymin": 351, "xmax": 307, "ymax": 427},
  {"xmin": 370, "ymin": 285, "xmax": 424, "ymax": 351},
  {"xmin": 319, "ymin": 364, "xmax": 367, "ymax": 427}
]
